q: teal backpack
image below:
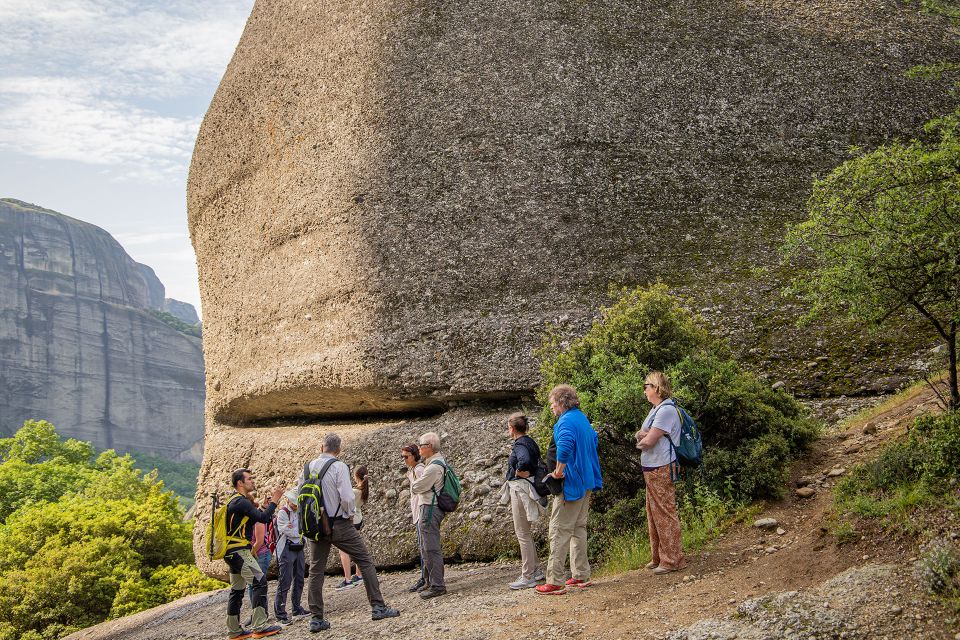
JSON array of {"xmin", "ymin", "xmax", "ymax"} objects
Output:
[
  {"xmin": 650, "ymin": 399, "xmax": 704, "ymax": 480},
  {"xmin": 430, "ymin": 460, "xmax": 462, "ymax": 513}
]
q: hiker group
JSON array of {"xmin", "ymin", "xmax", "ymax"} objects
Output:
[{"xmin": 208, "ymin": 374, "xmax": 702, "ymax": 639}]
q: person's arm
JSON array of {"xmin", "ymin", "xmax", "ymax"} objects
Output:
[
  {"xmin": 411, "ymin": 462, "xmax": 441, "ymax": 493},
  {"xmin": 241, "ymin": 496, "xmax": 278, "ymax": 524},
  {"xmin": 336, "ymin": 463, "xmax": 356, "ymax": 515},
  {"xmin": 252, "ymin": 522, "xmax": 265, "ymax": 554},
  {"xmin": 551, "ymin": 418, "xmax": 575, "ymax": 478},
  {"xmin": 513, "ymin": 442, "xmax": 532, "ymax": 478},
  {"xmin": 637, "ymin": 427, "xmax": 667, "ymax": 450}
]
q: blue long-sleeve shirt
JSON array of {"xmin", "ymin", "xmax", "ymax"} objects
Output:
[{"xmin": 553, "ymin": 407, "xmax": 603, "ymax": 501}]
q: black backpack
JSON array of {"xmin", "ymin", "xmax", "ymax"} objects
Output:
[
  {"xmin": 297, "ymin": 458, "xmax": 338, "ymax": 541},
  {"xmin": 543, "ymin": 435, "xmax": 564, "ymax": 496},
  {"xmin": 516, "ymin": 437, "xmax": 551, "ymax": 498}
]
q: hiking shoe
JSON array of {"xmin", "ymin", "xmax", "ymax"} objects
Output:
[
  {"xmin": 416, "ymin": 582, "xmax": 432, "ymax": 593},
  {"xmin": 419, "ymin": 587, "xmax": 447, "ymax": 599},
  {"xmin": 532, "ymin": 570, "xmax": 546, "ymax": 582},
  {"xmin": 407, "ymin": 577, "xmax": 426, "ymax": 593},
  {"xmin": 350, "ymin": 574, "xmax": 363, "ymax": 584},
  {"xmin": 653, "ymin": 566, "xmax": 677, "ymax": 575},
  {"xmin": 309, "ymin": 618, "xmax": 331, "ymax": 633},
  {"xmin": 509, "ymin": 576, "xmax": 539, "ymax": 590},
  {"xmin": 251, "ymin": 626, "xmax": 282, "ymax": 639},
  {"xmin": 645, "ymin": 561, "xmax": 658, "ymax": 569},
  {"xmin": 291, "ymin": 610, "xmax": 311, "ymax": 620},
  {"xmin": 229, "ymin": 630, "xmax": 253, "ymax": 640},
  {"xmin": 275, "ymin": 616, "xmax": 292, "ymax": 626},
  {"xmin": 334, "ymin": 579, "xmax": 357, "ymax": 591},
  {"xmin": 565, "ymin": 578, "xmax": 592, "ymax": 588},
  {"xmin": 535, "ymin": 583, "xmax": 566, "ymax": 595},
  {"xmin": 371, "ymin": 604, "xmax": 400, "ymax": 620}
]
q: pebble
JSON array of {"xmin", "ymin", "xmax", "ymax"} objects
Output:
[
  {"xmin": 385, "ymin": 489, "xmax": 397, "ymax": 500},
  {"xmin": 754, "ymin": 518, "xmax": 778, "ymax": 530},
  {"xmin": 827, "ymin": 468, "xmax": 846, "ymax": 477},
  {"xmin": 480, "ymin": 514, "xmax": 493, "ymax": 523},
  {"xmin": 776, "ymin": 528, "xmax": 786, "ymax": 535},
  {"xmin": 863, "ymin": 422, "xmax": 878, "ymax": 435},
  {"xmin": 890, "ymin": 606, "xmax": 903, "ymax": 616},
  {"xmin": 796, "ymin": 487, "xmax": 816, "ymax": 498}
]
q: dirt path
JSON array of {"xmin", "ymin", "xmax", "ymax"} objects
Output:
[{"xmin": 72, "ymin": 388, "xmax": 956, "ymax": 640}]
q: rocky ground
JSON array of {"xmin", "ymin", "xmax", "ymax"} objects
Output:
[{"xmin": 71, "ymin": 388, "xmax": 959, "ymax": 640}]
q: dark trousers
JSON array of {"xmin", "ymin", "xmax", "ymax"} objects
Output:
[
  {"xmin": 274, "ymin": 543, "xmax": 306, "ymax": 618},
  {"xmin": 307, "ymin": 519, "xmax": 384, "ymax": 619},
  {"xmin": 419, "ymin": 505, "xmax": 446, "ymax": 589}
]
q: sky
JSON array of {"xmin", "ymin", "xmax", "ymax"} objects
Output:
[{"xmin": 0, "ymin": 0, "xmax": 257, "ymax": 314}]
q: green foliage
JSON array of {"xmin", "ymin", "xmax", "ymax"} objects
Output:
[
  {"xmin": 147, "ymin": 309, "xmax": 202, "ymax": 338},
  {"xmin": 128, "ymin": 451, "xmax": 200, "ymax": 509},
  {"xmin": 834, "ymin": 411, "xmax": 960, "ymax": 529},
  {"xmin": 917, "ymin": 537, "xmax": 960, "ymax": 605},
  {"xmin": 783, "ymin": 111, "xmax": 960, "ymax": 406},
  {"xmin": 536, "ymin": 284, "xmax": 818, "ymax": 510},
  {"xmin": 0, "ymin": 421, "xmax": 224, "ymax": 639}
]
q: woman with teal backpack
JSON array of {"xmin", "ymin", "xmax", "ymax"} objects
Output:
[{"xmin": 635, "ymin": 371, "xmax": 689, "ymax": 575}]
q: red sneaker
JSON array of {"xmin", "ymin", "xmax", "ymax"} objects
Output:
[
  {"xmin": 565, "ymin": 578, "xmax": 593, "ymax": 588},
  {"xmin": 535, "ymin": 583, "xmax": 567, "ymax": 595}
]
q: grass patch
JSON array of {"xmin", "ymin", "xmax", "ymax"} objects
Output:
[
  {"xmin": 597, "ymin": 482, "xmax": 753, "ymax": 576},
  {"xmin": 832, "ymin": 409, "xmax": 960, "ymax": 540}
]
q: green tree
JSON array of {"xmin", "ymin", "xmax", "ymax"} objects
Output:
[{"xmin": 783, "ymin": 112, "xmax": 960, "ymax": 408}]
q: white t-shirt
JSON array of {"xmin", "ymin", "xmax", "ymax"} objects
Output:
[{"xmin": 640, "ymin": 399, "xmax": 682, "ymax": 468}]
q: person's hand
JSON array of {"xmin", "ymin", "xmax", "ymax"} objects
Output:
[
  {"xmin": 271, "ymin": 486, "xmax": 284, "ymax": 504},
  {"xmin": 549, "ymin": 468, "xmax": 564, "ymax": 479},
  {"xmin": 515, "ymin": 470, "xmax": 530, "ymax": 479}
]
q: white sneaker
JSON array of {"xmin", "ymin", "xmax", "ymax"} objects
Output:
[{"xmin": 510, "ymin": 576, "xmax": 539, "ymax": 590}]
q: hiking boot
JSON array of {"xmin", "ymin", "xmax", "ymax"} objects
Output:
[
  {"xmin": 565, "ymin": 578, "xmax": 592, "ymax": 588},
  {"xmin": 407, "ymin": 577, "xmax": 426, "ymax": 593},
  {"xmin": 309, "ymin": 618, "xmax": 331, "ymax": 633},
  {"xmin": 535, "ymin": 583, "xmax": 567, "ymax": 595},
  {"xmin": 229, "ymin": 630, "xmax": 253, "ymax": 640},
  {"xmin": 371, "ymin": 604, "xmax": 400, "ymax": 620},
  {"xmin": 251, "ymin": 626, "xmax": 282, "ymax": 639},
  {"xmin": 509, "ymin": 576, "xmax": 539, "ymax": 590},
  {"xmin": 532, "ymin": 570, "xmax": 546, "ymax": 582},
  {"xmin": 419, "ymin": 587, "xmax": 447, "ymax": 599},
  {"xmin": 291, "ymin": 609, "xmax": 311, "ymax": 620},
  {"xmin": 334, "ymin": 579, "xmax": 357, "ymax": 591},
  {"xmin": 416, "ymin": 582, "xmax": 432, "ymax": 593},
  {"xmin": 275, "ymin": 616, "xmax": 292, "ymax": 626}
]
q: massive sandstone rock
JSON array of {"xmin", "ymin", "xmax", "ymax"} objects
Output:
[
  {"xmin": 0, "ymin": 199, "xmax": 205, "ymax": 461},
  {"xmin": 189, "ymin": 0, "xmax": 960, "ymax": 572}
]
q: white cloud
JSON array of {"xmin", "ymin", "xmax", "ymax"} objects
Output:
[{"xmin": 0, "ymin": 0, "xmax": 253, "ymax": 179}]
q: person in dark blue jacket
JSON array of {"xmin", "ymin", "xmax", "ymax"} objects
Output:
[{"xmin": 536, "ymin": 385, "xmax": 603, "ymax": 595}]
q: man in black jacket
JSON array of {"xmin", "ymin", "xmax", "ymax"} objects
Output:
[{"xmin": 224, "ymin": 468, "xmax": 284, "ymax": 640}]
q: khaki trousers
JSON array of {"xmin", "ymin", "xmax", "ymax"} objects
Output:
[
  {"xmin": 546, "ymin": 491, "xmax": 591, "ymax": 586},
  {"xmin": 510, "ymin": 488, "xmax": 540, "ymax": 580}
]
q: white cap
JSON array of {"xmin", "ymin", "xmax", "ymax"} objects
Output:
[{"xmin": 284, "ymin": 489, "xmax": 298, "ymax": 503}]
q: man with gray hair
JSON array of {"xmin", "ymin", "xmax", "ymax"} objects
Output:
[
  {"xmin": 410, "ymin": 431, "xmax": 448, "ymax": 599},
  {"xmin": 303, "ymin": 433, "xmax": 399, "ymax": 632}
]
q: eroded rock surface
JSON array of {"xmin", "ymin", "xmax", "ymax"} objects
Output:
[
  {"xmin": 189, "ymin": 0, "xmax": 960, "ymax": 566},
  {"xmin": 0, "ymin": 198, "xmax": 205, "ymax": 460}
]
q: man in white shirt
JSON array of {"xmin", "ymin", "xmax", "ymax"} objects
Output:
[
  {"xmin": 303, "ymin": 433, "xmax": 400, "ymax": 632},
  {"xmin": 410, "ymin": 431, "xmax": 447, "ymax": 599}
]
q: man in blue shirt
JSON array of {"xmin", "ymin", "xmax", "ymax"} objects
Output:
[{"xmin": 536, "ymin": 385, "xmax": 603, "ymax": 595}]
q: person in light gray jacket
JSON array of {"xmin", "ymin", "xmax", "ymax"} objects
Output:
[
  {"xmin": 274, "ymin": 489, "xmax": 309, "ymax": 624},
  {"xmin": 410, "ymin": 431, "xmax": 447, "ymax": 599}
]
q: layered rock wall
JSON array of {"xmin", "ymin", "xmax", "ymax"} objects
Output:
[
  {"xmin": 0, "ymin": 198, "xmax": 205, "ymax": 461},
  {"xmin": 189, "ymin": 0, "xmax": 960, "ymax": 571}
]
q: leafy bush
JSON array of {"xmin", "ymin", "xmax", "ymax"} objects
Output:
[
  {"xmin": 536, "ymin": 284, "xmax": 819, "ymax": 510},
  {"xmin": 916, "ymin": 537, "xmax": 960, "ymax": 600},
  {"xmin": 834, "ymin": 411, "xmax": 960, "ymax": 527},
  {"xmin": 0, "ymin": 422, "xmax": 224, "ymax": 639},
  {"xmin": 128, "ymin": 451, "xmax": 200, "ymax": 509}
]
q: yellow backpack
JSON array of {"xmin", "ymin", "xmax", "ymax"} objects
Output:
[{"xmin": 206, "ymin": 493, "xmax": 248, "ymax": 561}]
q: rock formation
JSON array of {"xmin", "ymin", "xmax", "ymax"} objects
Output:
[
  {"xmin": 0, "ymin": 198, "xmax": 205, "ymax": 461},
  {"xmin": 189, "ymin": 0, "xmax": 960, "ymax": 575}
]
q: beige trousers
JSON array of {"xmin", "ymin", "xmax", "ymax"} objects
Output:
[
  {"xmin": 546, "ymin": 491, "xmax": 591, "ymax": 586},
  {"xmin": 510, "ymin": 488, "xmax": 540, "ymax": 579}
]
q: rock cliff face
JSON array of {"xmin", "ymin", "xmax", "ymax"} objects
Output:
[
  {"xmin": 0, "ymin": 198, "xmax": 205, "ymax": 461},
  {"xmin": 189, "ymin": 0, "xmax": 960, "ymax": 571}
]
